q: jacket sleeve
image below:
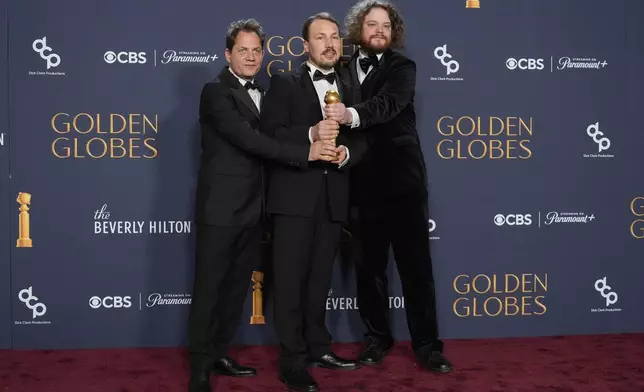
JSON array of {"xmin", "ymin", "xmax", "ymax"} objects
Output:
[
  {"xmin": 351, "ymin": 59, "xmax": 416, "ymax": 130},
  {"xmin": 200, "ymin": 81, "xmax": 308, "ymax": 168},
  {"xmin": 336, "ymin": 126, "xmax": 368, "ymax": 170}
]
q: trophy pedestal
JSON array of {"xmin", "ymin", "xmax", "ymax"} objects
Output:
[
  {"xmin": 250, "ymin": 315, "xmax": 265, "ymax": 325},
  {"xmin": 17, "ymin": 238, "xmax": 32, "ymax": 248}
]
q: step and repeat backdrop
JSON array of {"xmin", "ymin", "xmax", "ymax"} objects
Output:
[{"xmin": 1, "ymin": 0, "xmax": 643, "ymax": 350}]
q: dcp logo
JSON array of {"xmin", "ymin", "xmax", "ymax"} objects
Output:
[
  {"xmin": 506, "ymin": 58, "xmax": 544, "ymax": 70},
  {"xmin": 18, "ymin": 287, "xmax": 47, "ymax": 319},
  {"xmin": 428, "ymin": 219, "xmax": 436, "ymax": 232},
  {"xmin": 586, "ymin": 122, "xmax": 610, "ymax": 152},
  {"xmin": 434, "ymin": 45, "xmax": 459, "ymax": 75},
  {"xmin": 104, "ymin": 51, "xmax": 147, "ymax": 64},
  {"xmin": 594, "ymin": 277, "xmax": 618, "ymax": 306},
  {"xmin": 89, "ymin": 295, "xmax": 132, "ymax": 309},
  {"xmin": 32, "ymin": 37, "xmax": 61, "ymax": 69},
  {"xmin": 494, "ymin": 213, "xmax": 532, "ymax": 226}
]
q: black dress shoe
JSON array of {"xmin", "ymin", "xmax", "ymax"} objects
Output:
[
  {"xmin": 310, "ymin": 352, "xmax": 360, "ymax": 370},
  {"xmin": 419, "ymin": 351, "xmax": 453, "ymax": 373},
  {"xmin": 279, "ymin": 368, "xmax": 318, "ymax": 392},
  {"xmin": 212, "ymin": 357, "xmax": 256, "ymax": 377},
  {"xmin": 359, "ymin": 337, "xmax": 393, "ymax": 365},
  {"xmin": 188, "ymin": 369, "xmax": 211, "ymax": 392}
]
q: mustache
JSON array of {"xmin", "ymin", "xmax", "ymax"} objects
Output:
[
  {"xmin": 370, "ymin": 35, "xmax": 387, "ymax": 40},
  {"xmin": 322, "ymin": 49, "xmax": 337, "ymax": 55}
]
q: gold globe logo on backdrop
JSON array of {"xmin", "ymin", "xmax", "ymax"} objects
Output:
[
  {"xmin": 630, "ymin": 196, "xmax": 644, "ymax": 239},
  {"xmin": 16, "ymin": 192, "xmax": 33, "ymax": 248},
  {"xmin": 453, "ymin": 273, "xmax": 547, "ymax": 317},
  {"xmin": 436, "ymin": 116, "xmax": 533, "ymax": 159},
  {"xmin": 265, "ymin": 35, "xmax": 356, "ymax": 77},
  {"xmin": 50, "ymin": 113, "xmax": 158, "ymax": 159}
]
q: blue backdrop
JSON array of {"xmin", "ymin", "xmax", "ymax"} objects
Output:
[{"xmin": 1, "ymin": 0, "xmax": 643, "ymax": 350}]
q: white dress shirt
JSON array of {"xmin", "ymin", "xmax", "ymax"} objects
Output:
[
  {"xmin": 305, "ymin": 61, "xmax": 349, "ymax": 168},
  {"xmin": 229, "ymin": 67, "xmax": 261, "ymax": 112},
  {"xmin": 348, "ymin": 50, "xmax": 384, "ymax": 128}
]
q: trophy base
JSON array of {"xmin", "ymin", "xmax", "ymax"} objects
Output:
[
  {"xmin": 250, "ymin": 315, "xmax": 265, "ymax": 325},
  {"xmin": 17, "ymin": 238, "xmax": 32, "ymax": 248},
  {"xmin": 466, "ymin": 0, "xmax": 480, "ymax": 8}
]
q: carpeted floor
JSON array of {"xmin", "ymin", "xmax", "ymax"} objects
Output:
[{"xmin": 1, "ymin": 334, "xmax": 643, "ymax": 391}]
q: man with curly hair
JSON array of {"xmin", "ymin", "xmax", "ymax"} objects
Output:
[{"xmin": 320, "ymin": 0, "xmax": 453, "ymax": 373}]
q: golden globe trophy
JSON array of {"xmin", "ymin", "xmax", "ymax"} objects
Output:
[
  {"xmin": 324, "ymin": 90, "xmax": 342, "ymax": 147},
  {"xmin": 466, "ymin": 0, "xmax": 480, "ymax": 8},
  {"xmin": 16, "ymin": 192, "xmax": 33, "ymax": 248},
  {"xmin": 250, "ymin": 271, "xmax": 265, "ymax": 324}
]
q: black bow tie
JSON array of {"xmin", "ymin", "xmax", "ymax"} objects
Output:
[
  {"xmin": 312, "ymin": 70, "xmax": 336, "ymax": 84},
  {"xmin": 244, "ymin": 80, "xmax": 261, "ymax": 91},
  {"xmin": 359, "ymin": 55, "xmax": 379, "ymax": 74}
]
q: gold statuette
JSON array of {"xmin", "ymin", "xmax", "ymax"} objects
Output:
[
  {"xmin": 466, "ymin": 0, "xmax": 480, "ymax": 8},
  {"xmin": 16, "ymin": 192, "xmax": 33, "ymax": 248},
  {"xmin": 250, "ymin": 271, "xmax": 265, "ymax": 324},
  {"xmin": 324, "ymin": 90, "xmax": 342, "ymax": 147}
]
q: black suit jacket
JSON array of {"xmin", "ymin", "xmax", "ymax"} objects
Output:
[
  {"xmin": 344, "ymin": 49, "xmax": 428, "ymax": 205},
  {"xmin": 260, "ymin": 63, "xmax": 367, "ymax": 222},
  {"xmin": 195, "ymin": 66, "xmax": 309, "ymax": 227}
]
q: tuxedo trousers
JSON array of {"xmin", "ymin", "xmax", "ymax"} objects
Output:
[
  {"xmin": 272, "ymin": 177, "xmax": 342, "ymax": 370},
  {"xmin": 350, "ymin": 193, "xmax": 444, "ymax": 355},
  {"xmin": 187, "ymin": 223, "xmax": 262, "ymax": 368}
]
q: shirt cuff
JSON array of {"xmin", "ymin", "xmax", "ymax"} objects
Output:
[
  {"xmin": 338, "ymin": 146, "xmax": 350, "ymax": 168},
  {"xmin": 308, "ymin": 126, "xmax": 314, "ymax": 143},
  {"xmin": 347, "ymin": 108, "xmax": 360, "ymax": 128}
]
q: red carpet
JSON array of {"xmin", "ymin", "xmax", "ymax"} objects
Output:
[{"xmin": 1, "ymin": 334, "xmax": 643, "ymax": 391}]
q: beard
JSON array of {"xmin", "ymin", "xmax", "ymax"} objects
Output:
[
  {"xmin": 311, "ymin": 49, "xmax": 338, "ymax": 70},
  {"xmin": 361, "ymin": 35, "xmax": 390, "ymax": 54}
]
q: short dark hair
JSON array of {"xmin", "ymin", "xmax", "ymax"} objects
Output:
[
  {"xmin": 345, "ymin": 0, "xmax": 405, "ymax": 48},
  {"xmin": 226, "ymin": 19, "xmax": 266, "ymax": 51},
  {"xmin": 302, "ymin": 12, "xmax": 341, "ymax": 41}
]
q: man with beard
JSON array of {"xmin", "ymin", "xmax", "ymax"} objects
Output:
[
  {"xmin": 188, "ymin": 19, "xmax": 339, "ymax": 392},
  {"xmin": 260, "ymin": 12, "xmax": 366, "ymax": 392},
  {"xmin": 320, "ymin": 0, "xmax": 453, "ymax": 373}
]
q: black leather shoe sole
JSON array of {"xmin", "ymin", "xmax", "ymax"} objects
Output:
[
  {"xmin": 279, "ymin": 376, "xmax": 319, "ymax": 392},
  {"xmin": 212, "ymin": 369, "xmax": 256, "ymax": 377},
  {"xmin": 429, "ymin": 364, "xmax": 453, "ymax": 373},
  {"xmin": 358, "ymin": 347, "xmax": 391, "ymax": 366},
  {"xmin": 310, "ymin": 361, "xmax": 360, "ymax": 371}
]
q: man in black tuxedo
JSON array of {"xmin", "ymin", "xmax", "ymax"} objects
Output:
[
  {"xmin": 321, "ymin": 0, "xmax": 453, "ymax": 373},
  {"xmin": 260, "ymin": 12, "xmax": 367, "ymax": 392},
  {"xmin": 188, "ymin": 19, "xmax": 339, "ymax": 392}
]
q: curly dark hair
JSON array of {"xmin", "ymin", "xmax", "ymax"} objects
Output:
[
  {"xmin": 345, "ymin": 0, "xmax": 405, "ymax": 48},
  {"xmin": 225, "ymin": 19, "xmax": 266, "ymax": 51}
]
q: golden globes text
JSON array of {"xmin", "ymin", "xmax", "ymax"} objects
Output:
[
  {"xmin": 453, "ymin": 273, "xmax": 547, "ymax": 317},
  {"xmin": 51, "ymin": 113, "xmax": 158, "ymax": 159},
  {"xmin": 436, "ymin": 116, "xmax": 533, "ymax": 160},
  {"xmin": 265, "ymin": 35, "xmax": 356, "ymax": 77},
  {"xmin": 630, "ymin": 196, "xmax": 644, "ymax": 239}
]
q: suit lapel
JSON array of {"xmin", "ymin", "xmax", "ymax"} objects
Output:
[
  {"xmin": 297, "ymin": 64, "xmax": 324, "ymax": 123},
  {"xmin": 359, "ymin": 49, "xmax": 392, "ymax": 98},
  {"xmin": 347, "ymin": 54, "xmax": 362, "ymax": 105},
  {"xmin": 221, "ymin": 67, "xmax": 260, "ymax": 120}
]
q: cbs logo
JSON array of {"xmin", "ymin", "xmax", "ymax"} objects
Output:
[
  {"xmin": 104, "ymin": 51, "xmax": 147, "ymax": 64},
  {"xmin": 494, "ymin": 214, "xmax": 532, "ymax": 226},
  {"xmin": 89, "ymin": 295, "xmax": 132, "ymax": 309},
  {"xmin": 506, "ymin": 58, "xmax": 544, "ymax": 71}
]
